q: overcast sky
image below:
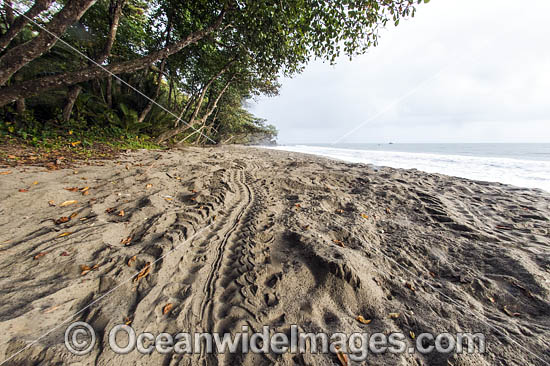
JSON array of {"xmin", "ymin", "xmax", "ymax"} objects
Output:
[{"xmin": 250, "ymin": 0, "xmax": 550, "ymax": 144}]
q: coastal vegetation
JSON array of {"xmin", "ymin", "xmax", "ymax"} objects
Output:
[{"xmin": 0, "ymin": 0, "xmax": 425, "ymax": 151}]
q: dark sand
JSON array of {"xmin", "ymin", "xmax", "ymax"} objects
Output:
[{"xmin": 0, "ymin": 146, "xmax": 549, "ymax": 365}]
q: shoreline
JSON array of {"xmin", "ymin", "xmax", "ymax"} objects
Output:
[
  {"xmin": 0, "ymin": 145, "xmax": 549, "ymax": 365},
  {"xmin": 264, "ymin": 144, "xmax": 550, "ymax": 193}
]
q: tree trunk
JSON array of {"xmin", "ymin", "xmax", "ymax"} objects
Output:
[
  {"xmin": 0, "ymin": 10, "xmax": 225, "ymax": 106},
  {"xmin": 137, "ymin": 58, "xmax": 166, "ymax": 123},
  {"xmin": 62, "ymin": 85, "xmax": 82, "ymax": 121},
  {"xmin": 155, "ymin": 62, "xmax": 232, "ymax": 144},
  {"xmin": 15, "ymin": 98, "xmax": 25, "ymax": 114},
  {"xmin": 0, "ymin": 0, "xmax": 55, "ymax": 51},
  {"xmin": 4, "ymin": 0, "xmax": 14, "ymax": 27},
  {"xmin": 197, "ymin": 78, "xmax": 232, "ymax": 126},
  {"xmin": 106, "ymin": 76, "xmax": 112, "ymax": 107},
  {"xmin": 61, "ymin": 0, "xmax": 125, "ymax": 121},
  {"xmin": 0, "ymin": 0, "xmax": 98, "ymax": 85}
]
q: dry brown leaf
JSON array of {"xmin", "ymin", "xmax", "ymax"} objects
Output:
[
  {"xmin": 34, "ymin": 252, "xmax": 47, "ymax": 260},
  {"xmin": 7, "ymin": 155, "xmax": 16, "ymax": 159},
  {"xmin": 332, "ymin": 239, "xmax": 345, "ymax": 248},
  {"xmin": 80, "ymin": 186, "xmax": 90, "ymax": 192},
  {"xmin": 54, "ymin": 216, "xmax": 70, "ymax": 225},
  {"xmin": 386, "ymin": 208, "xmax": 392, "ymax": 214},
  {"xmin": 58, "ymin": 232, "xmax": 72, "ymax": 237},
  {"xmin": 405, "ymin": 283, "xmax": 416, "ymax": 292},
  {"xmin": 162, "ymin": 303, "xmax": 173, "ymax": 315},
  {"xmin": 127, "ymin": 255, "xmax": 137, "ymax": 267},
  {"xmin": 120, "ymin": 236, "xmax": 132, "ymax": 246},
  {"xmin": 64, "ymin": 187, "xmax": 79, "ymax": 192},
  {"xmin": 294, "ymin": 203, "xmax": 301, "ymax": 209},
  {"xmin": 133, "ymin": 263, "xmax": 151, "ymax": 283},
  {"xmin": 70, "ymin": 211, "xmax": 78, "ymax": 219},
  {"xmin": 118, "ymin": 210, "xmax": 125, "ymax": 217},
  {"xmin": 335, "ymin": 346, "xmax": 349, "ymax": 366},
  {"xmin": 60, "ymin": 251, "xmax": 70, "ymax": 257},
  {"xmin": 503, "ymin": 306, "xmax": 520, "ymax": 317},
  {"xmin": 105, "ymin": 207, "xmax": 116, "ymax": 214},
  {"xmin": 43, "ymin": 305, "xmax": 59, "ymax": 314},
  {"xmin": 48, "ymin": 200, "xmax": 56, "ymax": 207},
  {"xmin": 19, "ymin": 189, "xmax": 28, "ymax": 193},
  {"xmin": 361, "ymin": 214, "xmax": 369, "ymax": 219},
  {"xmin": 60, "ymin": 200, "xmax": 78, "ymax": 207},
  {"xmin": 82, "ymin": 190, "xmax": 90, "ymax": 196},
  {"xmin": 0, "ymin": 171, "xmax": 12, "ymax": 175},
  {"xmin": 356, "ymin": 315, "xmax": 372, "ymax": 325},
  {"xmin": 388, "ymin": 313, "xmax": 400, "ymax": 319},
  {"xmin": 80, "ymin": 265, "xmax": 91, "ymax": 276},
  {"xmin": 336, "ymin": 209, "xmax": 344, "ymax": 214}
]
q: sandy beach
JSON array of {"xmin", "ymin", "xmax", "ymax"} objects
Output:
[{"xmin": 0, "ymin": 145, "xmax": 549, "ymax": 365}]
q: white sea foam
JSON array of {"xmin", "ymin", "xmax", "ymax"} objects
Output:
[{"xmin": 268, "ymin": 145, "xmax": 550, "ymax": 192}]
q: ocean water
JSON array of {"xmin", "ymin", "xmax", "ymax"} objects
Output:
[{"xmin": 269, "ymin": 143, "xmax": 550, "ymax": 192}]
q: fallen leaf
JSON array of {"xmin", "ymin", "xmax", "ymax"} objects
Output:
[
  {"xmin": 133, "ymin": 262, "xmax": 151, "ymax": 283},
  {"xmin": 405, "ymin": 283, "xmax": 416, "ymax": 292},
  {"xmin": 361, "ymin": 214, "xmax": 369, "ymax": 219},
  {"xmin": 146, "ymin": 184, "xmax": 153, "ymax": 189},
  {"xmin": 19, "ymin": 189, "xmax": 28, "ymax": 192},
  {"xmin": 356, "ymin": 315, "xmax": 372, "ymax": 325},
  {"xmin": 105, "ymin": 207, "xmax": 116, "ymax": 214},
  {"xmin": 127, "ymin": 255, "xmax": 137, "ymax": 267},
  {"xmin": 58, "ymin": 232, "xmax": 72, "ymax": 237},
  {"xmin": 60, "ymin": 251, "xmax": 70, "ymax": 256},
  {"xmin": 332, "ymin": 239, "xmax": 345, "ymax": 248},
  {"xmin": 336, "ymin": 209, "xmax": 344, "ymax": 214},
  {"xmin": 82, "ymin": 190, "xmax": 90, "ymax": 196},
  {"xmin": 7, "ymin": 155, "xmax": 16, "ymax": 159},
  {"xmin": 32, "ymin": 181, "xmax": 38, "ymax": 185},
  {"xmin": 80, "ymin": 265, "xmax": 91, "ymax": 276},
  {"xmin": 34, "ymin": 252, "xmax": 47, "ymax": 260},
  {"xmin": 294, "ymin": 203, "xmax": 301, "ymax": 209},
  {"xmin": 70, "ymin": 141, "xmax": 81, "ymax": 147},
  {"xmin": 162, "ymin": 303, "xmax": 173, "ymax": 315},
  {"xmin": 48, "ymin": 200, "xmax": 56, "ymax": 207},
  {"xmin": 64, "ymin": 187, "xmax": 79, "ymax": 192},
  {"xmin": 410, "ymin": 331, "xmax": 415, "ymax": 339},
  {"xmin": 54, "ymin": 216, "xmax": 70, "ymax": 225},
  {"xmin": 487, "ymin": 296, "xmax": 495, "ymax": 303},
  {"xmin": 43, "ymin": 305, "xmax": 60, "ymax": 314},
  {"xmin": 165, "ymin": 197, "xmax": 173, "ymax": 201},
  {"xmin": 386, "ymin": 208, "xmax": 392, "ymax": 214},
  {"xmin": 118, "ymin": 210, "xmax": 125, "ymax": 217},
  {"xmin": 388, "ymin": 313, "xmax": 400, "ymax": 319},
  {"xmin": 335, "ymin": 346, "xmax": 349, "ymax": 366},
  {"xmin": 503, "ymin": 306, "xmax": 520, "ymax": 317},
  {"xmin": 121, "ymin": 236, "xmax": 132, "ymax": 245},
  {"xmin": 80, "ymin": 187, "xmax": 90, "ymax": 192},
  {"xmin": 0, "ymin": 171, "xmax": 12, "ymax": 175},
  {"xmin": 124, "ymin": 317, "xmax": 133, "ymax": 325},
  {"xmin": 70, "ymin": 212, "xmax": 78, "ymax": 220},
  {"xmin": 60, "ymin": 200, "xmax": 78, "ymax": 207}
]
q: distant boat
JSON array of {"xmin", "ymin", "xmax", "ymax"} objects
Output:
[{"xmin": 389, "ymin": 142, "xmax": 394, "ymax": 145}]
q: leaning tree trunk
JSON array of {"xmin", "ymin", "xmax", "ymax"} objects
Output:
[
  {"xmin": 0, "ymin": 0, "xmax": 98, "ymax": 85},
  {"xmin": 61, "ymin": 0, "xmax": 125, "ymax": 121},
  {"xmin": 155, "ymin": 60, "xmax": 233, "ymax": 143},
  {"xmin": 137, "ymin": 18, "xmax": 171, "ymax": 123},
  {"xmin": 0, "ymin": 0, "xmax": 55, "ymax": 51},
  {"xmin": 61, "ymin": 85, "xmax": 82, "ymax": 122},
  {"xmin": 0, "ymin": 10, "xmax": 225, "ymax": 106}
]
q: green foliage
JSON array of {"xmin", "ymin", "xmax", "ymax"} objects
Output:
[{"xmin": 0, "ymin": 0, "xmax": 427, "ymax": 146}]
